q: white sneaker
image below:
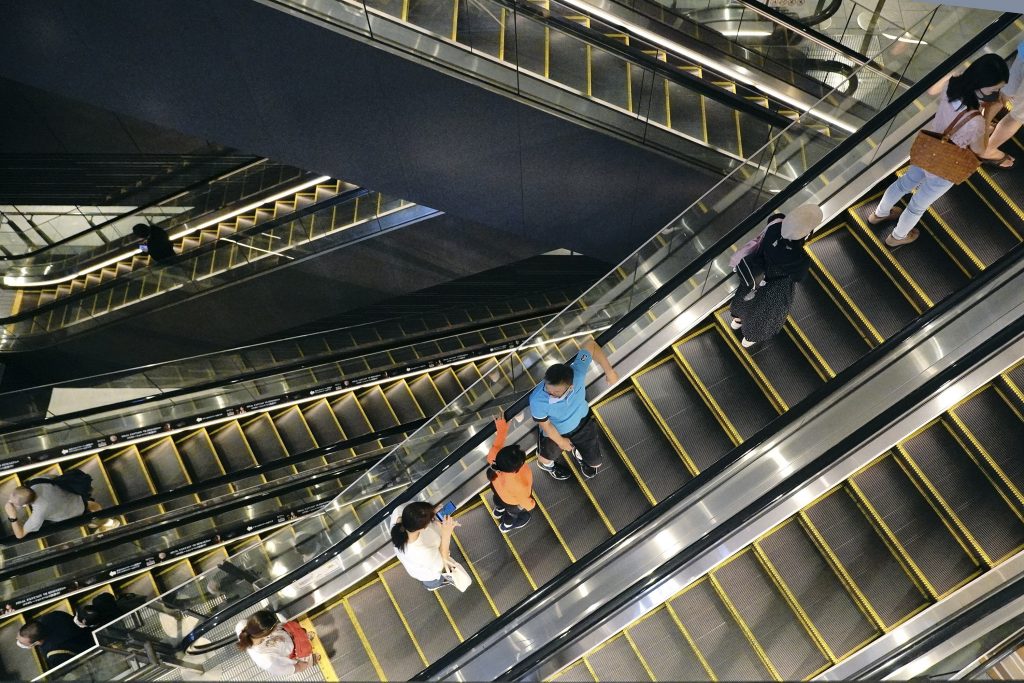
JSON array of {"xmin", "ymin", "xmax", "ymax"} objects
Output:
[
  {"xmin": 730, "ymin": 317, "xmax": 742, "ymax": 330},
  {"xmin": 741, "ymin": 338, "xmax": 756, "ymax": 348}
]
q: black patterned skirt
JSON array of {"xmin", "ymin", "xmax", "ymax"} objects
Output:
[{"xmin": 729, "ymin": 275, "xmax": 796, "ymax": 344}]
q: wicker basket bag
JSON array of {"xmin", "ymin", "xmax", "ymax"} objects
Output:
[{"xmin": 909, "ymin": 110, "xmax": 982, "ymax": 184}]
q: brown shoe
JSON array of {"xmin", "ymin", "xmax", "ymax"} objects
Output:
[
  {"xmin": 868, "ymin": 207, "xmax": 903, "ymax": 225},
  {"xmin": 885, "ymin": 228, "xmax": 919, "ymax": 247}
]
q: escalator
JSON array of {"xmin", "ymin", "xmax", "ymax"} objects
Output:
[
  {"xmin": 0, "ymin": 303, "xmax": 597, "ymax": 611},
  {"xmin": 300, "ymin": 146, "xmax": 1024, "ymax": 679},
  {"xmin": 544, "ymin": 345, "xmax": 1024, "ymax": 681}
]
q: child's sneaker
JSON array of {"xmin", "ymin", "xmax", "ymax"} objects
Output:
[
  {"xmin": 491, "ymin": 505, "xmax": 506, "ymax": 519},
  {"xmin": 499, "ymin": 514, "xmax": 531, "ymax": 534}
]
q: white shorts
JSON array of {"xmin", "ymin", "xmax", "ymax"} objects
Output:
[{"xmin": 1006, "ymin": 58, "xmax": 1024, "ymax": 123}]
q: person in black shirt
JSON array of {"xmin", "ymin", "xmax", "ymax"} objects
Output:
[
  {"xmin": 17, "ymin": 611, "xmax": 93, "ymax": 669},
  {"xmin": 132, "ymin": 223, "xmax": 177, "ymax": 263}
]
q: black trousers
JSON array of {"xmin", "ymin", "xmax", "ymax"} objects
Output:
[{"xmin": 538, "ymin": 413, "xmax": 603, "ymax": 467}]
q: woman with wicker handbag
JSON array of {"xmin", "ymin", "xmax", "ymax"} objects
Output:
[{"xmin": 870, "ymin": 53, "xmax": 1010, "ymax": 247}]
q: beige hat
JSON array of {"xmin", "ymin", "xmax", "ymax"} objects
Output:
[{"xmin": 781, "ymin": 204, "xmax": 823, "ymax": 241}]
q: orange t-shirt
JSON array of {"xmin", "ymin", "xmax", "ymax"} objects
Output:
[{"xmin": 486, "ymin": 418, "xmax": 535, "ymax": 511}]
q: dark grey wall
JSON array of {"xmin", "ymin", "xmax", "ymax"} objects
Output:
[{"xmin": 0, "ymin": 0, "xmax": 720, "ymax": 263}]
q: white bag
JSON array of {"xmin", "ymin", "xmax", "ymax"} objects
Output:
[{"xmin": 443, "ymin": 559, "xmax": 473, "ymax": 592}]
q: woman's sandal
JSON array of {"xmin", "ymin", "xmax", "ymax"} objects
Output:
[{"xmin": 979, "ymin": 153, "xmax": 1015, "ymax": 169}]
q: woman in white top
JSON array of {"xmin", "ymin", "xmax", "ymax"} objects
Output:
[
  {"xmin": 390, "ymin": 501, "xmax": 458, "ymax": 590},
  {"xmin": 981, "ymin": 41, "xmax": 1024, "ymax": 166},
  {"xmin": 235, "ymin": 610, "xmax": 320, "ymax": 676},
  {"xmin": 870, "ymin": 53, "xmax": 1010, "ymax": 247}
]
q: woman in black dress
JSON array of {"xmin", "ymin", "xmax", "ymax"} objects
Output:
[{"xmin": 729, "ymin": 204, "xmax": 821, "ymax": 348}]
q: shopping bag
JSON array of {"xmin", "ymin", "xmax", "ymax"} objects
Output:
[
  {"xmin": 909, "ymin": 110, "xmax": 981, "ymax": 184},
  {"xmin": 443, "ymin": 559, "xmax": 473, "ymax": 592},
  {"xmin": 283, "ymin": 621, "xmax": 313, "ymax": 659}
]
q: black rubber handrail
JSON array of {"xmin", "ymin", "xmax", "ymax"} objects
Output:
[
  {"xmin": 426, "ymin": 236, "xmax": 1024, "ymax": 679},
  {"xmin": 175, "ymin": 11, "xmax": 1019, "ymax": 650},
  {"xmin": 0, "ymin": 420, "xmax": 423, "ymax": 548},
  {"xmin": 500, "ymin": 0, "xmax": 793, "ymax": 128},
  {"xmin": 0, "ymin": 187, "xmax": 370, "ymax": 323},
  {"xmin": 0, "ymin": 444, "xmax": 390, "ymax": 584},
  {"xmin": 0, "ymin": 156, "xmax": 261, "ymax": 263}
]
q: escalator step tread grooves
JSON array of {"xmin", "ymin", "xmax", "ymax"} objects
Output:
[
  {"xmin": 804, "ymin": 489, "xmax": 927, "ymax": 628},
  {"xmin": 853, "ymin": 207, "xmax": 969, "ymax": 303},
  {"xmin": 530, "ymin": 457, "xmax": 612, "ymax": 559},
  {"xmin": 808, "ymin": 227, "xmax": 918, "ymax": 338},
  {"xmin": 577, "ymin": 432, "xmax": 652, "ymax": 531},
  {"xmin": 142, "ymin": 441, "xmax": 189, "ymax": 490},
  {"xmin": 455, "ymin": 1, "xmax": 501, "ymax": 58},
  {"xmin": 360, "ymin": 391, "xmax": 400, "ymax": 431},
  {"xmin": 715, "ymin": 310, "xmax": 822, "ymax": 408},
  {"xmin": 435, "ymin": 543, "xmax": 496, "ymax": 638},
  {"xmin": 852, "ymin": 456, "xmax": 979, "ymax": 595},
  {"xmin": 738, "ymin": 116, "xmax": 774, "ymax": 161},
  {"xmin": 434, "ymin": 371, "xmax": 464, "ymax": 403},
  {"xmin": 584, "ymin": 635, "xmax": 650, "ymax": 682},
  {"xmin": 410, "ymin": 377, "xmax": 445, "ymax": 416},
  {"xmin": 495, "ymin": 493, "xmax": 573, "ymax": 588},
  {"xmin": 453, "ymin": 505, "xmax": 533, "ymax": 613},
  {"xmin": 593, "ymin": 391, "xmax": 692, "ymax": 502},
  {"xmin": 901, "ymin": 424, "xmax": 1024, "ymax": 562},
  {"xmin": 676, "ymin": 330, "xmax": 778, "ymax": 439},
  {"xmin": 713, "ymin": 551, "xmax": 828, "ymax": 679},
  {"xmin": 380, "ymin": 564, "xmax": 461, "ymax": 664},
  {"xmin": 670, "ymin": 580, "xmax": 773, "ymax": 680},
  {"xmin": 508, "ymin": 15, "xmax": 547, "ymax": 78},
  {"xmin": 334, "ymin": 395, "xmax": 373, "ymax": 436},
  {"xmin": 953, "ymin": 386, "xmax": 1024, "ymax": 495},
  {"xmin": 633, "ymin": 359, "xmax": 735, "ymax": 472},
  {"xmin": 347, "ymin": 581, "xmax": 425, "ymax": 679},
  {"xmin": 757, "ymin": 520, "xmax": 879, "ymax": 658},
  {"xmin": 627, "ymin": 608, "xmax": 712, "ymax": 682},
  {"xmin": 104, "ymin": 454, "xmax": 155, "ymax": 505},
  {"xmin": 931, "ymin": 179, "xmax": 1020, "ymax": 267},
  {"xmin": 310, "ymin": 603, "xmax": 379, "ymax": 682},
  {"xmin": 386, "ymin": 386, "xmax": 423, "ymax": 423}
]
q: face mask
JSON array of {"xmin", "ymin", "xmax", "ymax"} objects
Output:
[
  {"xmin": 547, "ymin": 387, "xmax": 572, "ymax": 404},
  {"xmin": 16, "ymin": 641, "xmax": 36, "ymax": 650},
  {"xmin": 979, "ymin": 90, "xmax": 1001, "ymax": 102}
]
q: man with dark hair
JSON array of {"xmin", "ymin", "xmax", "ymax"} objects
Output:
[
  {"xmin": 17, "ymin": 611, "xmax": 93, "ymax": 669},
  {"xmin": 132, "ymin": 223, "xmax": 176, "ymax": 263},
  {"xmin": 529, "ymin": 337, "xmax": 618, "ymax": 480}
]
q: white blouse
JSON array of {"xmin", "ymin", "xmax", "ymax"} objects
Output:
[
  {"xmin": 235, "ymin": 621, "xmax": 296, "ymax": 676},
  {"xmin": 391, "ymin": 506, "xmax": 445, "ymax": 582}
]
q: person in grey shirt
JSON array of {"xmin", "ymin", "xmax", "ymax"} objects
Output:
[{"xmin": 5, "ymin": 483, "xmax": 105, "ymax": 539}]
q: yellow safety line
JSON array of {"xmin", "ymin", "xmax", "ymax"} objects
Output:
[
  {"xmin": 706, "ymin": 572, "xmax": 781, "ymax": 680},
  {"xmin": 432, "ymin": 587, "xmax": 465, "ymax": 642},
  {"xmin": 450, "ymin": 0, "xmax": 458, "ymax": 41},
  {"xmin": 805, "ymin": 233, "xmax": 884, "ymax": 343},
  {"xmin": 664, "ymin": 602, "xmax": 718, "ymax": 681},
  {"xmin": 622, "ymin": 630, "xmax": 657, "ymax": 681},
  {"xmin": 631, "ymin": 364, "xmax": 701, "ymax": 476},
  {"xmin": 975, "ymin": 171, "xmax": 1024, "ymax": 238},
  {"xmin": 672, "ymin": 335, "xmax": 742, "ymax": 444},
  {"xmin": 480, "ymin": 493, "xmax": 538, "ymax": 590},
  {"xmin": 848, "ymin": 211, "xmax": 932, "ymax": 309},
  {"xmin": 783, "ymin": 320, "xmax": 833, "ymax": 380},
  {"xmin": 378, "ymin": 572, "xmax": 429, "ymax": 666},
  {"xmin": 342, "ymin": 598, "xmax": 387, "ymax": 682},
  {"xmin": 714, "ymin": 320, "xmax": 787, "ymax": 413},
  {"xmin": 927, "ymin": 207, "xmax": 985, "ymax": 271},
  {"xmin": 532, "ymin": 489, "xmax": 577, "ymax": 562},
  {"xmin": 498, "ymin": 8, "xmax": 506, "ymax": 61},
  {"xmin": 561, "ymin": 450, "xmax": 617, "ymax": 534},
  {"xmin": 592, "ymin": 403, "xmax": 658, "ymax": 505},
  {"xmin": 582, "ymin": 656, "xmax": 600, "ymax": 681},
  {"xmin": 451, "ymin": 526, "xmax": 501, "ymax": 617},
  {"xmin": 1000, "ymin": 371, "xmax": 1024, "ymax": 409},
  {"xmin": 300, "ymin": 616, "xmax": 337, "ymax": 682},
  {"xmin": 948, "ymin": 402, "xmax": 1024, "ymax": 509}
]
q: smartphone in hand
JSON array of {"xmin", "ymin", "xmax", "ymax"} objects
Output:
[{"xmin": 436, "ymin": 501, "xmax": 456, "ymax": 522}]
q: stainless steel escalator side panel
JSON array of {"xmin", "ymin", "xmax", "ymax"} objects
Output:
[
  {"xmin": 826, "ymin": 552, "xmax": 1024, "ymax": 680},
  {"xmin": 448, "ymin": 257, "xmax": 1024, "ymax": 681}
]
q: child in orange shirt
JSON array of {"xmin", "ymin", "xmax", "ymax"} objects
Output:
[{"xmin": 486, "ymin": 416, "xmax": 535, "ymax": 533}]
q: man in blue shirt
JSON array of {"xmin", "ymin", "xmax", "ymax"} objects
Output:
[{"xmin": 529, "ymin": 337, "xmax": 618, "ymax": 479}]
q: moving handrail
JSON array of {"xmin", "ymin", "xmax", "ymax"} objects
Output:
[{"xmin": 171, "ymin": 11, "xmax": 1021, "ymax": 653}]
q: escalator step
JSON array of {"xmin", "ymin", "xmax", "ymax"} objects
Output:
[
  {"xmin": 633, "ymin": 358, "xmax": 734, "ymax": 472},
  {"xmin": 311, "ymin": 602, "xmax": 380, "ymax": 682},
  {"xmin": 715, "ymin": 310, "xmax": 823, "ymax": 409},
  {"xmin": 675, "ymin": 328, "xmax": 778, "ymax": 440},
  {"xmin": 669, "ymin": 579, "xmax": 773, "ymax": 680},
  {"xmin": 453, "ymin": 504, "xmax": 533, "ymax": 613},
  {"xmin": 455, "ymin": 0, "xmax": 502, "ymax": 59},
  {"xmin": 359, "ymin": 388, "xmax": 400, "ymax": 431},
  {"xmin": 585, "ymin": 634, "xmax": 651, "ymax": 682},
  {"xmin": 140, "ymin": 439, "xmax": 190, "ymax": 490},
  {"xmin": 757, "ymin": 519, "xmax": 879, "ymax": 660},
  {"xmin": 507, "ymin": 12, "xmax": 548, "ymax": 79},
  {"xmin": 406, "ymin": 0, "xmax": 455, "ymax": 37},
  {"xmin": 808, "ymin": 226, "xmax": 919, "ymax": 339},
  {"xmin": 483, "ymin": 491, "xmax": 572, "ymax": 589},
  {"xmin": 379, "ymin": 563, "xmax": 461, "ymax": 664},
  {"xmin": 302, "ymin": 401, "xmax": 344, "ymax": 446},
  {"xmin": 712, "ymin": 551, "xmax": 829, "ymax": 679},
  {"xmin": 931, "ymin": 176, "xmax": 1021, "ymax": 268},
  {"xmin": 853, "ymin": 455, "xmax": 980, "ymax": 596},
  {"xmin": 548, "ymin": 30, "xmax": 589, "ymax": 95},
  {"xmin": 273, "ymin": 408, "xmax": 317, "ymax": 453},
  {"xmin": 572, "ymin": 432, "xmax": 652, "ymax": 531},
  {"xmin": 386, "ymin": 382, "xmax": 426, "ymax": 423},
  {"xmin": 435, "ymin": 543, "xmax": 498, "ymax": 641},
  {"xmin": 347, "ymin": 580, "xmax": 424, "ymax": 679},
  {"xmin": 901, "ymin": 422, "xmax": 1024, "ymax": 564},
  {"xmin": 433, "ymin": 369, "xmax": 464, "ymax": 403},
  {"xmin": 589, "ymin": 44, "xmax": 631, "ymax": 111},
  {"xmin": 951, "ymin": 385, "xmax": 1024, "ymax": 499},
  {"xmin": 665, "ymin": 80, "xmax": 706, "ymax": 143},
  {"xmin": 333, "ymin": 393, "xmax": 374, "ymax": 437},
  {"xmin": 852, "ymin": 205, "xmax": 969, "ymax": 305},
  {"xmin": 703, "ymin": 97, "xmax": 741, "ymax": 156},
  {"xmin": 803, "ymin": 488, "xmax": 928, "ymax": 629},
  {"xmin": 409, "ymin": 375, "xmax": 446, "ymax": 417},
  {"xmin": 738, "ymin": 113, "xmax": 774, "ymax": 161},
  {"xmin": 594, "ymin": 390, "xmax": 692, "ymax": 502},
  {"xmin": 531, "ymin": 460, "xmax": 612, "ymax": 560},
  {"xmin": 627, "ymin": 608, "xmax": 711, "ymax": 681}
]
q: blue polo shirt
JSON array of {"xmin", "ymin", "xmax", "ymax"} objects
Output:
[{"xmin": 529, "ymin": 350, "xmax": 592, "ymax": 435}]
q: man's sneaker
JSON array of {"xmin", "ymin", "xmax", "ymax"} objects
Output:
[
  {"xmin": 427, "ymin": 576, "xmax": 455, "ymax": 591},
  {"xmin": 491, "ymin": 505, "xmax": 506, "ymax": 519},
  {"xmin": 499, "ymin": 515, "xmax": 531, "ymax": 534},
  {"xmin": 538, "ymin": 461, "xmax": 571, "ymax": 481},
  {"xmin": 570, "ymin": 448, "xmax": 600, "ymax": 479}
]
